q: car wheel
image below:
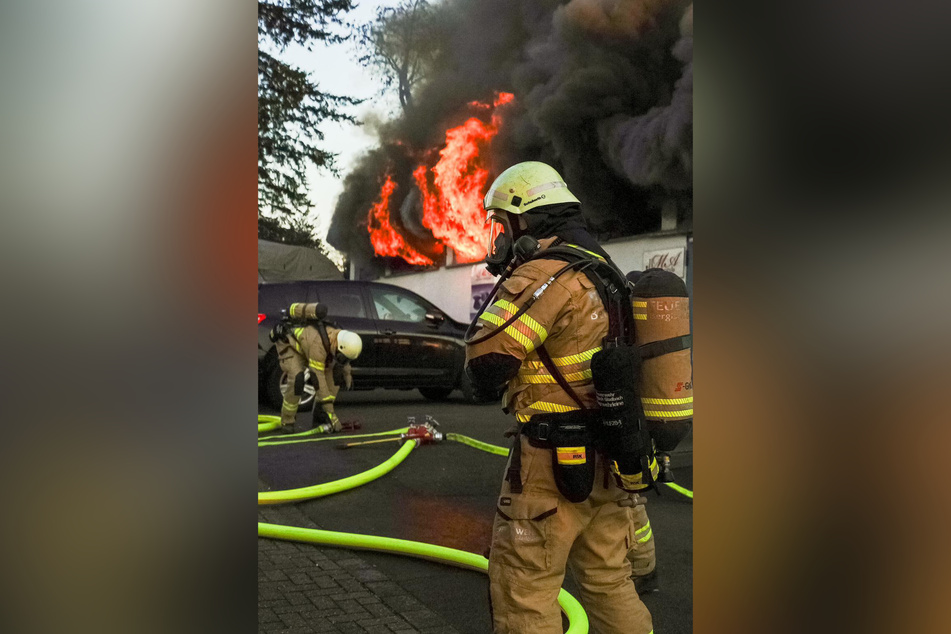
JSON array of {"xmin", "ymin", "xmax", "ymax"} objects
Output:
[
  {"xmin": 419, "ymin": 387, "xmax": 453, "ymax": 401},
  {"xmin": 267, "ymin": 362, "xmax": 315, "ymax": 412}
]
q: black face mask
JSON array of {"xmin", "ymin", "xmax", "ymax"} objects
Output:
[{"xmin": 485, "ymin": 230, "xmax": 514, "ymax": 277}]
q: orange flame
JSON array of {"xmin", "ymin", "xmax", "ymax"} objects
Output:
[
  {"xmin": 366, "ymin": 174, "xmax": 434, "ymax": 266},
  {"xmin": 366, "ymin": 92, "xmax": 514, "ymax": 266},
  {"xmin": 421, "ymin": 92, "xmax": 514, "ymax": 263}
]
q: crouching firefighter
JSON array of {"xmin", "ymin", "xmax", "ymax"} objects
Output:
[
  {"xmin": 269, "ymin": 303, "xmax": 363, "ymax": 433},
  {"xmin": 465, "ymin": 161, "xmax": 657, "ymax": 634}
]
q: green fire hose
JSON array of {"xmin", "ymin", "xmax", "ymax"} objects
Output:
[
  {"xmin": 258, "ymin": 438, "xmax": 417, "ymax": 505},
  {"xmin": 258, "ymin": 415, "xmax": 409, "ymax": 447},
  {"xmin": 662, "ymin": 482, "xmax": 693, "ymax": 498},
  {"xmin": 446, "ymin": 432, "xmax": 509, "ymax": 456},
  {"xmin": 258, "ymin": 414, "xmax": 281, "ymax": 433},
  {"xmin": 258, "ymin": 521, "xmax": 589, "ymax": 634},
  {"xmin": 259, "ymin": 427, "xmax": 409, "ymax": 447}
]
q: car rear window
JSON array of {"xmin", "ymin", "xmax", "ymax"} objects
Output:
[
  {"xmin": 369, "ymin": 286, "xmax": 429, "ymax": 323},
  {"xmin": 258, "ymin": 284, "xmax": 310, "ymax": 315}
]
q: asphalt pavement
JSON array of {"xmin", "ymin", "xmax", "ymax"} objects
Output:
[{"xmin": 258, "ymin": 389, "xmax": 693, "ymax": 633}]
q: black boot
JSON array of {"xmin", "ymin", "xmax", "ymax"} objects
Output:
[{"xmin": 633, "ymin": 569, "xmax": 660, "ymax": 595}]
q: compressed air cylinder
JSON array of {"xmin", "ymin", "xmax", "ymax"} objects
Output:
[
  {"xmin": 632, "ymin": 269, "xmax": 693, "ymax": 452},
  {"xmin": 289, "ymin": 302, "xmax": 328, "ymax": 321}
]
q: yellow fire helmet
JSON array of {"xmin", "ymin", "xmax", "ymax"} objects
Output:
[
  {"xmin": 482, "ymin": 161, "xmax": 580, "ymax": 216},
  {"xmin": 336, "ymin": 330, "xmax": 363, "ymax": 360}
]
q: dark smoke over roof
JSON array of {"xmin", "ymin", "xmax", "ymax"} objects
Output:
[{"xmin": 328, "ymin": 0, "xmax": 693, "ymax": 268}]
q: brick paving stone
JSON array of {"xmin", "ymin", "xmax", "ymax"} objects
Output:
[
  {"xmin": 258, "ymin": 502, "xmax": 458, "ymax": 634},
  {"xmin": 312, "ymin": 576, "xmax": 340, "ymax": 590},
  {"xmin": 280, "ymin": 611, "xmax": 307, "ymax": 627},
  {"xmin": 308, "ymin": 595, "xmax": 337, "ymax": 610},
  {"xmin": 363, "ymin": 603, "xmax": 396, "ymax": 618},
  {"xmin": 382, "ymin": 594, "xmax": 425, "ymax": 612},
  {"xmin": 353, "ymin": 568, "xmax": 389, "ymax": 583},
  {"xmin": 258, "ymin": 608, "xmax": 281, "ymax": 624},
  {"xmin": 364, "ymin": 582, "xmax": 406, "ymax": 597},
  {"xmin": 399, "ymin": 609, "xmax": 449, "ymax": 630}
]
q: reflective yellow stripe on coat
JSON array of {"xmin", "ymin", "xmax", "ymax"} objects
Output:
[
  {"xmin": 479, "ymin": 298, "xmax": 548, "ymax": 353},
  {"xmin": 518, "ymin": 346, "xmax": 602, "ymax": 384}
]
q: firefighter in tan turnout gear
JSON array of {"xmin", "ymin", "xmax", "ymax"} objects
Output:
[
  {"xmin": 466, "ymin": 161, "xmax": 657, "ymax": 634},
  {"xmin": 270, "ymin": 303, "xmax": 363, "ymax": 433}
]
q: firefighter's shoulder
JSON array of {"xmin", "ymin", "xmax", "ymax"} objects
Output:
[{"xmin": 501, "ymin": 258, "xmax": 577, "ymax": 300}]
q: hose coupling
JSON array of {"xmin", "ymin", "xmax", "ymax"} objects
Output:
[{"xmin": 401, "ymin": 423, "xmax": 444, "ymax": 445}]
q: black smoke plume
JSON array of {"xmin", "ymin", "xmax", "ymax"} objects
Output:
[{"xmin": 328, "ymin": 0, "xmax": 693, "ymax": 270}]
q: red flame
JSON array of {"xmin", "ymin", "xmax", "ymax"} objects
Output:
[
  {"xmin": 367, "ymin": 92, "xmax": 515, "ymax": 266},
  {"xmin": 366, "ymin": 174, "xmax": 434, "ymax": 266}
]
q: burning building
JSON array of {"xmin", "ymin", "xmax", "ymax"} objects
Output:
[{"xmin": 328, "ymin": 0, "xmax": 693, "ymax": 278}]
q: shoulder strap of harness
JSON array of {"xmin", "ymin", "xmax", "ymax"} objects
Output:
[
  {"xmin": 506, "ymin": 434, "xmax": 523, "ymax": 494},
  {"xmin": 315, "ymin": 322, "xmax": 333, "ymax": 365},
  {"xmin": 536, "ymin": 345, "xmax": 588, "ymax": 410},
  {"xmin": 524, "ymin": 243, "xmax": 636, "ymax": 344}
]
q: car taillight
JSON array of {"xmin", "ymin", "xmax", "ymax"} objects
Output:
[{"xmin": 258, "ymin": 313, "xmax": 266, "ymax": 324}]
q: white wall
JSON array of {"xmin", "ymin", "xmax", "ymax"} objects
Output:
[
  {"xmin": 381, "ymin": 266, "xmax": 474, "ymax": 322},
  {"xmin": 601, "ymin": 233, "xmax": 688, "ymax": 278},
  {"xmin": 378, "ymin": 232, "xmax": 690, "ymax": 322}
]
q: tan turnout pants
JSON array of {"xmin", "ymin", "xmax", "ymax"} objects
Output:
[
  {"xmin": 488, "ymin": 437, "xmax": 653, "ymax": 634},
  {"xmin": 627, "ymin": 504, "xmax": 656, "ymax": 578},
  {"xmin": 276, "ymin": 347, "xmax": 341, "ymax": 429}
]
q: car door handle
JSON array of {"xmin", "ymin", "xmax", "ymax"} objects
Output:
[{"xmin": 382, "ymin": 329, "xmax": 397, "ymax": 335}]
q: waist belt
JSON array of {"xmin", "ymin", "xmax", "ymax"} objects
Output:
[{"xmin": 506, "ymin": 410, "xmax": 601, "ymax": 494}]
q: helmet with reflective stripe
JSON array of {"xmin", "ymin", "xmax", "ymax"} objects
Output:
[
  {"xmin": 483, "ymin": 161, "xmax": 580, "ymax": 215},
  {"xmin": 336, "ymin": 330, "xmax": 363, "ymax": 360}
]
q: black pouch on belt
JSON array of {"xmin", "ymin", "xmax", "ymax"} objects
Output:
[{"xmin": 527, "ymin": 410, "xmax": 598, "ymax": 503}]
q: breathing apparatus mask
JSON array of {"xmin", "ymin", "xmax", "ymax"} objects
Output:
[{"xmin": 484, "ymin": 211, "xmax": 520, "ymax": 277}]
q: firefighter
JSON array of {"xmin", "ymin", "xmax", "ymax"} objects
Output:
[
  {"xmin": 466, "ymin": 161, "xmax": 653, "ymax": 634},
  {"xmin": 269, "ymin": 303, "xmax": 362, "ymax": 433}
]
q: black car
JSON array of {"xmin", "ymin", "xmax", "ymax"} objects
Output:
[{"xmin": 259, "ymin": 280, "xmax": 476, "ymax": 409}]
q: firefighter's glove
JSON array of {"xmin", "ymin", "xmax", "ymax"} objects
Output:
[
  {"xmin": 269, "ymin": 322, "xmax": 289, "ymax": 343},
  {"xmin": 466, "ymin": 354, "xmax": 520, "ymax": 401}
]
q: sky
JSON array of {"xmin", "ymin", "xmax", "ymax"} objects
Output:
[{"xmin": 278, "ymin": 0, "xmax": 404, "ymax": 264}]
